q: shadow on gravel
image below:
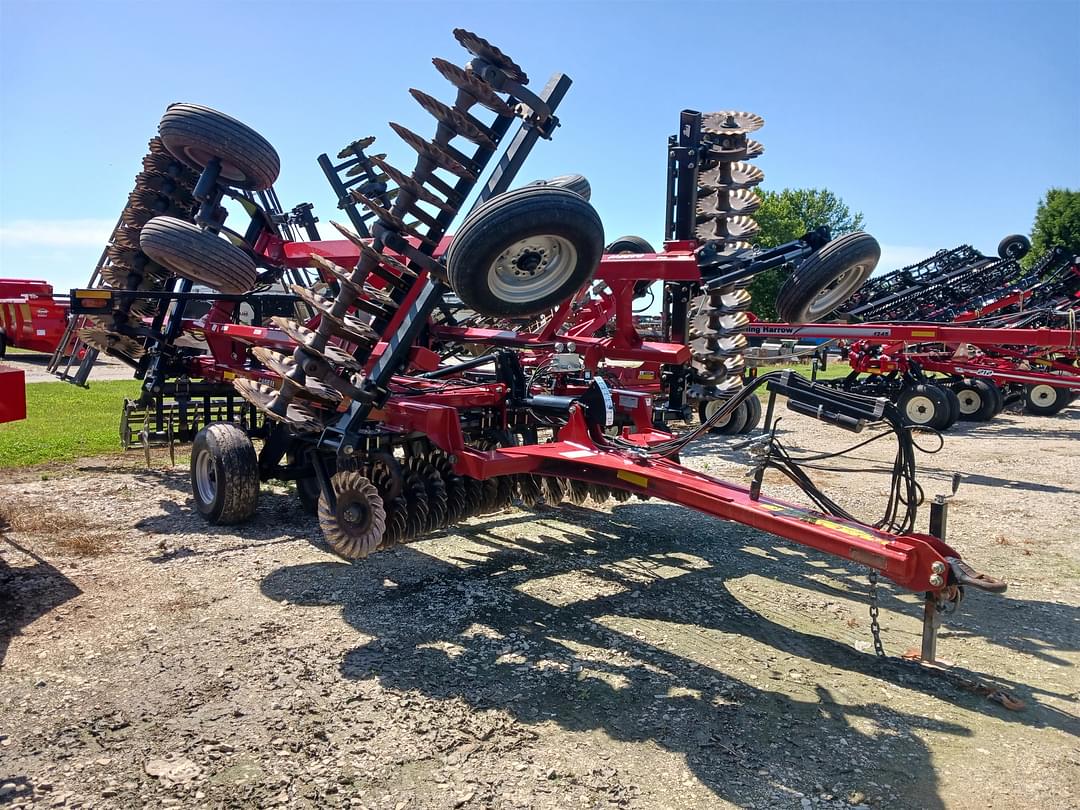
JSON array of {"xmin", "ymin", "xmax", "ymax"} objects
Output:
[
  {"xmin": 259, "ymin": 502, "xmax": 1078, "ymax": 807},
  {"xmin": 0, "ymin": 536, "xmax": 80, "ymax": 668}
]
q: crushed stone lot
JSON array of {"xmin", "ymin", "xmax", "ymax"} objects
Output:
[{"xmin": 1, "ymin": 408, "xmax": 1078, "ymax": 809}]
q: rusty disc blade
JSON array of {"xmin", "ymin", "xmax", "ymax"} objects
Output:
[
  {"xmin": 431, "ymin": 57, "xmax": 515, "ymax": 116},
  {"xmin": 388, "ymin": 122, "xmax": 477, "ymax": 181},
  {"xmin": 453, "ymin": 28, "xmax": 528, "ymax": 84},
  {"xmin": 701, "ymin": 110, "xmax": 764, "ymax": 136},
  {"xmin": 337, "ymin": 136, "xmax": 376, "ymax": 160},
  {"xmin": 409, "ymin": 88, "xmax": 496, "ymax": 149}
]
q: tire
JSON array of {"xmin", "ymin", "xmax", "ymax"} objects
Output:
[
  {"xmin": 158, "ymin": 103, "xmax": 280, "ymax": 190},
  {"xmin": 140, "ymin": 216, "xmax": 257, "ymax": 294},
  {"xmin": 446, "ymin": 185, "xmax": 605, "ymax": 318},
  {"xmin": 0, "ymin": 330, "xmax": 6, "ymax": 360},
  {"xmin": 739, "ymin": 393, "xmax": 762, "ymax": 433},
  {"xmin": 952, "ymin": 379, "xmax": 997, "ymax": 421},
  {"xmin": 997, "ymin": 234, "xmax": 1031, "ymax": 261},
  {"xmin": 191, "ymin": 423, "xmax": 260, "ymax": 524},
  {"xmin": 939, "ymin": 385, "xmax": 961, "ymax": 430},
  {"xmin": 699, "ymin": 398, "xmax": 748, "ymax": 435},
  {"xmin": 896, "ymin": 383, "xmax": 952, "ymax": 430},
  {"xmin": 528, "ymin": 174, "xmax": 591, "ymax": 201},
  {"xmin": 605, "ymin": 235, "xmax": 657, "ymax": 298},
  {"xmin": 775, "ymin": 232, "xmax": 881, "ymax": 323},
  {"xmin": 1024, "ymin": 383, "xmax": 1070, "ymax": 416}
]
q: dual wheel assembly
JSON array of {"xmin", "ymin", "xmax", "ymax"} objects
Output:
[
  {"xmin": 897, "ymin": 378, "xmax": 1004, "ymax": 430},
  {"xmin": 138, "ymin": 104, "xmax": 283, "ymax": 295}
]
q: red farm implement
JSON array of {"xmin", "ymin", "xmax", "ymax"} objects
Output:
[
  {"xmin": 68, "ymin": 28, "xmax": 1008, "ymax": 667},
  {"xmin": 0, "ymin": 279, "xmax": 70, "ymax": 357}
]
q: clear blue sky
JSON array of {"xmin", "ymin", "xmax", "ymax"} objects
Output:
[{"xmin": 1, "ymin": 0, "xmax": 1078, "ymax": 293}]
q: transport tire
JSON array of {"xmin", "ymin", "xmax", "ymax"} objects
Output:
[
  {"xmin": 1024, "ymin": 383, "xmax": 1070, "ymax": 416},
  {"xmin": 699, "ymin": 397, "xmax": 749, "ymax": 435},
  {"xmin": 952, "ymin": 379, "xmax": 997, "ymax": 421},
  {"xmin": 0, "ymin": 330, "xmax": 6, "ymax": 359},
  {"xmin": 446, "ymin": 185, "xmax": 604, "ymax": 318},
  {"xmin": 191, "ymin": 423, "xmax": 260, "ymax": 524},
  {"xmin": 140, "ymin": 216, "xmax": 257, "ymax": 294},
  {"xmin": 997, "ymin": 233, "xmax": 1031, "ymax": 261},
  {"xmin": 939, "ymin": 385, "xmax": 961, "ymax": 430},
  {"xmin": 158, "ymin": 103, "xmax": 280, "ymax": 190},
  {"xmin": 896, "ymin": 383, "xmax": 953, "ymax": 430},
  {"xmin": 528, "ymin": 174, "xmax": 592, "ymax": 200},
  {"xmin": 738, "ymin": 392, "xmax": 762, "ymax": 433},
  {"xmin": 605, "ymin": 235, "xmax": 657, "ymax": 297},
  {"xmin": 775, "ymin": 232, "xmax": 881, "ymax": 323}
]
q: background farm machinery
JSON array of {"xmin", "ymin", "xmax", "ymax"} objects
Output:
[{"xmin": 63, "ymin": 29, "xmax": 1011, "ymax": 665}]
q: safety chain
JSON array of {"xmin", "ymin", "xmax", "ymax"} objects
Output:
[{"xmin": 867, "ymin": 569, "xmax": 886, "ymax": 658}]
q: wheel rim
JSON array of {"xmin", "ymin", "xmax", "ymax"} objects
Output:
[
  {"xmin": 703, "ymin": 399, "xmax": 732, "ymax": 427},
  {"xmin": 176, "ymin": 146, "xmax": 247, "ymax": 185},
  {"xmin": 194, "ymin": 448, "xmax": 218, "ymax": 504},
  {"xmin": 1029, "ymin": 384, "xmax": 1058, "ymax": 407},
  {"xmin": 805, "ymin": 263, "xmax": 868, "ymax": 319},
  {"xmin": 956, "ymin": 390, "xmax": 982, "ymax": 415},
  {"xmin": 487, "ymin": 235, "xmax": 578, "ymax": 303},
  {"xmin": 903, "ymin": 394, "xmax": 937, "ymax": 424}
]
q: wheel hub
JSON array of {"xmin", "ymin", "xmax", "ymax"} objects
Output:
[{"xmin": 489, "ymin": 235, "xmax": 578, "ymax": 303}]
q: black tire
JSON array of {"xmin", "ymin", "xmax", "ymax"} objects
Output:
[
  {"xmin": 158, "ymin": 103, "xmax": 280, "ymax": 190},
  {"xmin": 528, "ymin": 174, "xmax": 592, "ymax": 201},
  {"xmin": 605, "ymin": 235, "xmax": 657, "ymax": 298},
  {"xmin": 190, "ymin": 423, "xmax": 259, "ymax": 524},
  {"xmin": 738, "ymin": 393, "xmax": 762, "ymax": 434},
  {"xmin": 775, "ymin": 232, "xmax": 881, "ymax": 323},
  {"xmin": 605, "ymin": 235, "xmax": 656, "ymax": 255},
  {"xmin": 1024, "ymin": 383, "xmax": 1070, "ymax": 416},
  {"xmin": 952, "ymin": 379, "xmax": 997, "ymax": 421},
  {"xmin": 997, "ymin": 233, "xmax": 1031, "ymax": 261},
  {"xmin": 939, "ymin": 385, "xmax": 961, "ymax": 430},
  {"xmin": 141, "ymin": 216, "xmax": 257, "ymax": 294},
  {"xmin": 699, "ymin": 398, "xmax": 748, "ymax": 435},
  {"xmin": 446, "ymin": 185, "xmax": 605, "ymax": 318},
  {"xmin": 985, "ymin": 379, "xmax": 1006, "ymax": 416},
  {"xmin": 0, "ymin": 330, "xmax": 6, "ymax": 359},
  {"xmin": 896, "ymin": 383, "xmax": 952, "ymax": 430}
]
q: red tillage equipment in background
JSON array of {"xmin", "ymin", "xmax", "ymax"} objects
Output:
[
  {"xmin": 0, "ymin": 364, "xmax": 26, "ymax": 423},
  {"xmin": 0, "ymin": 279, "xmax": 70, "ymax": 357}
]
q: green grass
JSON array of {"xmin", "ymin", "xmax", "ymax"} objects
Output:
[{"xmin": 0, "ymin": 379, "xmax": 142, "ymax": 468}]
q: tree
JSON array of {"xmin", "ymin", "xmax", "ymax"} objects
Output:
[
  {"xmin": 1023, "ymin": 188, "xmax": 1080, "ymax": 269},
  {"xmin": 746, "ymin": 188, "xmax": 864, "ymax": 320}
]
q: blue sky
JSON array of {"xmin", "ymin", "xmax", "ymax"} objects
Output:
[{"xmin": 1, "ymin": 0, "xmax": 1078, "ymax": 294}]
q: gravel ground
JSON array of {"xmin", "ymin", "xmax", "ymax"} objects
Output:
[
  {"xmin": 1, "ymin": 352, "xmax": 133, "ymax": 384},
  {"xmin": 1, "ymin": 405, "xmax": 1077, "ymax": 809}
]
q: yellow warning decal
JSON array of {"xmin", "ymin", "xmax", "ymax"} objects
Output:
[
  {"xmin": 76, "ymin": 289, "xmax": 112, "ymax": 299},
  {"xmin": 911, "ymin": 330, "xmax": 936, "ymax": 337},
  {"xmin": 756, "ymin": 502, "xmax": 886, "ymax": 545},
  {"xmin": 617, "ymin": 470, "xmax": 649, "ymax": 488},
  {"xmin": 223, "ymin": 371, "xmax": 236, "ymax": 380}
]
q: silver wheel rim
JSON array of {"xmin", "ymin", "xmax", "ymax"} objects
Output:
[
  {"xmin": 195, "ymin": 449, "xmax": 218, "ymax": 504},
  {"xmin": 957, "ymin": 390, "xmax": 981, "ymax": 414},
  {"xmin": 1029, "ymin": 384, "xmax": 1057, "ymax": 406},
  {"xmin": 805, "ymin": 263, "xmax": 868, "ymax": 319},
  {"xmin": 904, "ymin": 394, "xmax": 937, "ymax": 424},
  {"xmin": 703, "ymin": 399, "xmax": 732, "ymax": 427},
  {"xmin": 487, "ymin": 235, "xmax": 578, "ymax": 303}
]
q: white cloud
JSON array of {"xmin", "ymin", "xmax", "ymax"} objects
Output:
[
  {"xmin": 0, "ymin": 218, "xmax": 116, "ymax": 247},
  {"xmin": 876, "ymin": 243, "xmax": 938, "ymax": 273}
]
